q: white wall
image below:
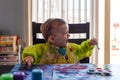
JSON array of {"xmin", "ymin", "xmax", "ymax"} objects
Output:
[{"xmin": 0, "ymin": 0, "xmax": 25, "ymax": 43}]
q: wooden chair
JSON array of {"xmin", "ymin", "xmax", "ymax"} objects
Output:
[{"xmin": 32, "ymin": 22, "xmax": 90, "ymax": 63}]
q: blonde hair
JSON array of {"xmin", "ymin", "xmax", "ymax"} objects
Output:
[{"xmin": 40, "ymin": 18, "xmax": 67, "ymax": 40}]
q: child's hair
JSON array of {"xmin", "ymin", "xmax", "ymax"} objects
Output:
[{"xmin": 40, "ymin": 18, "xmax": 67, "ymax": 40}]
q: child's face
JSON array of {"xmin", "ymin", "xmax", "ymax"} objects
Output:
[{"xmin": 51, "ymin": 24, "xmax": 70, "ymax": 48}]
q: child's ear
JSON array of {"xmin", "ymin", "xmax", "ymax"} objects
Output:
[{"xmin": 48, "ymin": 35, "xmax": 55, "ymax": 43}]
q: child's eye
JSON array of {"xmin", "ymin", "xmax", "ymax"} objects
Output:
[
  {"xmin": 64, "ymin": 32, "xmax": 67, "ymax": 34},
  {"xmin": 61, "ymin": 31, "xmax": 69, "ymax": 35},
  {"xmin": 64, "ymin": 32, "xmax": 69, "ymax": 34}
]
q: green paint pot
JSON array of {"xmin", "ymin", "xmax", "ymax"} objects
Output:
[{"xmin": 0, "ymin": 73, "xmax": 13, "ymax": 80}]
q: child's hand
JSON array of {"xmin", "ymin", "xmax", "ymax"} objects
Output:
[
  {"xmin": 89, "ymin": 38, "xmax": 98, "ymax": 46},
  {"xmin": 23, "ymin": 56, "xmax": 34, "ymax": 68}
]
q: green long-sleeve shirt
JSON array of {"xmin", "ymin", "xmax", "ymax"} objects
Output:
[{"xmin": 22, "ymin": 39, "xmax": 94, "ymax": 64}]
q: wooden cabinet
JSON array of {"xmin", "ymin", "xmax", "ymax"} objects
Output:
[
  {"xmin": 0, "ymin": 52, "xmax": 19, "ymax": 65},
  {"xmin": 0, "ymin": 35, "xmax": 21, "ymax": 65}
]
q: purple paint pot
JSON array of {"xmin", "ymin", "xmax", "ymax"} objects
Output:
[{"xmin": 13, "ymin": 71, "xmax": 25, "ymax": 80}]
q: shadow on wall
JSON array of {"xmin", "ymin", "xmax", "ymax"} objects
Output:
[{"xmin": 0, "ymin": 29, "xmax": 11, "ymax": 35}]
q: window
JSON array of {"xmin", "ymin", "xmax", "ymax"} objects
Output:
[
  {"xmin": 31, "ymin": 0, "xmax": 99, "ymax": 64},
  {"xmin": 32, "ymin": 0, "xmax": 91, "ymax": 23},
  {"xmin": 26, "ymin": 0, "xmax": 119, "ymax": 64},
  {"xmin": 110, "ymin": 0, "xmax": 120, "ymax": 64}
]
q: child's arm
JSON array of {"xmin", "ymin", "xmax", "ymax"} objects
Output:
[
  {"xmin": 69, "ymin": 38, "xmax": 98, "ymax": 60},
  {"xmin": 79, "ymin": 38, "xmax": 98, "ymax": 57},
  {"xmin": 22, "ymin": 44, "xmax": 43, "ymax": 67},
  {"xmin": 22, "ymin": 56, "xmax": 34, "ymax": 68}
]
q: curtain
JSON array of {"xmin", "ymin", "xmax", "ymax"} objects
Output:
[{"xmin": 32, "ymin": 0, "xmax": 91, "ymax": 23}]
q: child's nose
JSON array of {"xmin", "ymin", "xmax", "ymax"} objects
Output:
[{"xmin": 67, "ymin": 33, "xmax": 70, "ymax": 37}]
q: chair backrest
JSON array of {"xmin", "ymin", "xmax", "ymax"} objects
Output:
[
  {"xmin": 32, "ymin": 22, "xmax": 90, "ymax": 63},
  {"xmin": 32, "ymin": 22, "xmax": 45, "ymax": 44},
  {"xmin": 68, "ymin": 23, "xmax": 89, "ymax": 44}
]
